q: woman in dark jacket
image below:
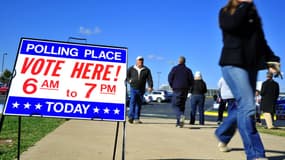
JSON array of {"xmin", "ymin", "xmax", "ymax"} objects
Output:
[
  {"xmin": 189, "ymin": 71, "xmax": 207, "ymax": 125},
  {"xmin": 214, "ymin": 0, "xmax": 280, "ymax": 159}
]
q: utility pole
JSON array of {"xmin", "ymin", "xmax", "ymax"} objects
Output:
[
  {"xmin": 157, "ymin": 72, "xmax": 161, "ymax": 90},
  {"xmin": 2, "ymin": 53, "xmax": 7, "ymax": 72}
]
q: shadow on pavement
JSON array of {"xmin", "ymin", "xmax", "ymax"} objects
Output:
[
  {"xmin": 266, "ymin": 149, "xmax": 285, "ymax": 160},
  {"xmin": 230, "ymin": 148, "xmax": 285, "ymax": 160},
  {"xmin": 230, "ymin": 148, "xmax": 244, "ymax": 152}
]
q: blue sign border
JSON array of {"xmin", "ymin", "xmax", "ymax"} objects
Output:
[
  {"xmin": 3, "ymin": 38, "xmax": 127, "ymax": 122},
  {"xmin": 5, "ymin": 96, "xmax": 125, "ymax": 121}
]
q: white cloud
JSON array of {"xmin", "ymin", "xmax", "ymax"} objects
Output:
[
  {"xmin": 79, "ymin": 26, "xmax": 102, "ymax": 35},
  {"xmin": 147, "ymin": 54, "xmax": 165, "ymax": 61}
]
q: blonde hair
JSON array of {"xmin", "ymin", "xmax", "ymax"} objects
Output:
[{"xmin": 223, "ymin": 0, "xmax": 240, "ymax": 15}]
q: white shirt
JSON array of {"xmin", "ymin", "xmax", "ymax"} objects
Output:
[
  {"xmin": 134, "ymin": 65, "xmax": 145, "ymax": 79},
  {"xmin": 218, "ymin": 77, "xmax": 234, "ymax": 99}
]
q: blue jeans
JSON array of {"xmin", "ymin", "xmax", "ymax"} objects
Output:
[
  {"xmin": 215, "ymin": 66, "xmax": 265, "ymax": 160},
  {"xmin": 128, "ymin": 88, "xmax": 144, "ymax": 120},
  {"xmin": 172, "ymin": 90, "xmax": 188, "ymax": 125},
  {"xmin": 190, "ymin": 94, "xmax": 205, "ymax": 125}
]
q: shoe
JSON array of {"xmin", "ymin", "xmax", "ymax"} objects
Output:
[
  {"xmin": 134, "ymin": 120, "xmax": 143, "ymax": 124},
  {"xmin": 128, "ymin": 119, "xmax": 133, "ymax": 124},
  {"xmin": 217, "ymin": 121, "xmax": 223, "ymax": 125},
  {"xmin": 176, "ymin": 124, "xmax": 182, "ymax": 128},
  {"xmin": 218, "ymin": 142, "xmax": 231, "ymax": 152},
  {"xmin": 254, "ymin": 158, "xmax": 268, "ymax": 160}
]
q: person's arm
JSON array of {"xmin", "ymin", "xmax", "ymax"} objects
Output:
[
  {"xmin": 147, "ymin": 69, "xmax": 153, "ymax": 92},
  {"xmin": 188, "ymin": 69, "xmax": 194, "ymax": 88},
  {"xmin": 275, "ymin": 83, "xmax": 280, "ymax": 100},
  {"xmin": 203, "ymin": 81, "xmax": 208, "ymax": 94},
  {"xmin": 168, "ymin": 68, "xmax": 175, "ymax": 88},
  {"xmin": 256, "ymin": 28, "xmax": 280, "ymax": 64},
  {"xmin": 126, "ymin": 67, "xmax": 132, "ymax": 83},
  {"xmin": 219, "ymin": 2, "xmax": 253, "ymax": 33},
  {"xmin": 260, "ymin": 82, "xmax": 265, "ymax": 96},
  {"xmin": 218, "ymin": 78, "xmax": 222, "ymax": 89}
]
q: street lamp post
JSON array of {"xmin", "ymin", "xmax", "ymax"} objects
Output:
[
  {"xmin": 157, "ymin": 72, "xmax": 161, "ymax": 90},
  {"xmin": 2, "ymin": 53, "xmax": 7, "ymax": 72}
]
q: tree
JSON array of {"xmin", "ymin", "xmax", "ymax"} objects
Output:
[{"xmin": 0, "ymin": 69, "xmax": 12, "ymax": 85}]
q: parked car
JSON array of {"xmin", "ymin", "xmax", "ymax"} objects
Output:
[
  {"xmin": 126, "ymin": 91, "xmax": 152, "ymax": 107},
  {"xmin": 0, "ymin": 84, "xmax": 8, "ymax": 95},
  {"xmin": 145, "ymin": 90, "xmax": 171, "ymax": 103},
  {"xmin": 143, "ymin": 93, "xmax": 153, "ymax": 104},
  {"xmin": 278, "ymin": 95, "xmax": 285, "ymax": 101},
  {"xmin": 276, "ymin": 95, "xmax": 285, "ymax": 120}
]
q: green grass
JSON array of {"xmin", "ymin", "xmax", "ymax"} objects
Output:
[
  {"xmin": 257, "ymin": 126, "xmax": 285, "ymax": 137},
  {"xmin": 0, "ymin": 116, "xmax": 65, "ymax": 160},
  {"xmin": 205, "ymin": 111, "xmax": 285, "ymax": 137}
]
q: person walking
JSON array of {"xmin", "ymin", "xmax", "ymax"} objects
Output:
[
  {"xmin": 215, "ymin": 0, "xmax": 281, "ymax": 159},
  {"xmin": 215, "ymin": 77, "xmax": 236, "ymax": 152},
  {"xmin": 168, "ymin": 56, "xmax": 194, "ymax": 128},
  {"xmin": 217, "ymin": 77, "xmax": 233, "ymax": 125},
  {"xmin": 189, "ymin": 71, "xmax": 207, "ymax": 125},
  {"xmin": 127, "ymin": 56, "xmax": 153, "ymax": 124},
  {"xmin": 260, "ymin": 72, "xmax": 280, "ymax": 129}
]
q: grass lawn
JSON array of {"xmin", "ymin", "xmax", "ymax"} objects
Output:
[
  {"xmin": 257, "ymin": 126, "xmax": 285, "ymax": 137},
  {"xmin": 205, "ymin": 110, "xmax": 285, "ymax": 137},
  {"xmin": 0, "ymin": 116, "xmax": 65, "ymax": 160}
]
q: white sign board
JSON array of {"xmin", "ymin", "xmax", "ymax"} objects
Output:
[{"xmin": 3, "ymin": 38, "xmax": 127, "ymax": 121}]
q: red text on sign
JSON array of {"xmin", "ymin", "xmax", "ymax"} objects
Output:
[
  {"xmin": 21, "ymin": 57, "xmax": 65, "ymax": 77},
  {"xmin": 40, "ymin": 80, "xmax": 59, "ymax": 90},
  {"xmin": 100, "ymin": 84, "xmax": 116, "ymax": 95},
  {"xmin": 70, "ymin": 62, "xmax": 117, "ymax": 81}
]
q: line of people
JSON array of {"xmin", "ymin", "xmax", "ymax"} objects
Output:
[
  {"xmin": 127, "ymin": 55, "xmax": 208, "ymax": 127},
  {"xmin": 216, "ymin": 72, "xmax": 280, "ymax": 130},
  {"xmin": 168, "ymin": 56, "xmax": 207, "ymax": 127},
  {"xmin": 126, "ymin": 0, "xmax": 281, "ymax": 159}
]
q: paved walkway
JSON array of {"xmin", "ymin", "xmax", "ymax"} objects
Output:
[{"xmin": 20, "ymin": 118, "xmax": 285, "ymax": 160}]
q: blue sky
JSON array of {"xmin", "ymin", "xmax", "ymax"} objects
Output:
[{"xmin": 0, "ymin": 0, "xmax": 284, "ymax": 91}]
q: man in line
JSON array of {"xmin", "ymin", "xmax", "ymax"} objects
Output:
[
  {"xmin": 168, "ymin": 56, "xmax": 193, "ymax": 128},
  {"xmin": 127, "ymin": 56, "xmax": 153, "ymax": 124},
  {"xmin": 260, "ymin": 72, "xmax": 279, "ymax": 129}
]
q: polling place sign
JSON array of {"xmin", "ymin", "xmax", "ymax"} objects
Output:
[{"xmin": 3, "ymin": 38, "xmax": 127, "ymax": 121}]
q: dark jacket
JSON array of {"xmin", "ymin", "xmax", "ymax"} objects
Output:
[
  {"xmin": 168, "ymin": 64, "xmax": 194, "ymax": 91},
  {"xmin": 127, "ymin": 65, "xmax": 153, "ymax": 91},
  {"xmin": 219, "ymin": 2, "xmax": 280, "ymax": 70},
  {"xmin": 260, "ymin": 79, "xmax": 279, "ymax": 113},
  {"xmin": 190, "ymin": 80, "xmax": 207, "ymax": 95}
]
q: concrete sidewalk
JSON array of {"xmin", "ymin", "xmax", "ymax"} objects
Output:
[{"xmin": 20, "ymin": 118, "xmax": 285, "ymax": 160}]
